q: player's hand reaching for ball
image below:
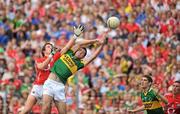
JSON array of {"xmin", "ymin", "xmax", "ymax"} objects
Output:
[
  {"xmin": 100, "ymin": 32, "xmax": 108, "ymax": 45},
  {"xmin": 92, "ymin": 39, "xmax": 100, "ymax": 47}
]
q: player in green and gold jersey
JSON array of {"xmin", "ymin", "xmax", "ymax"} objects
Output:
[
  {"xmin": 128, "ymin": 75, "xmax": 168, "ymax": 114},
  {"xmin": 41, "ymin": 24, "xmax": 108, "ymax": 114}
]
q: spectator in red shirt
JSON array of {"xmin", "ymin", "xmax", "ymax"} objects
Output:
[{"xmin": 165, "ymin": 80, "xmax": 180, "ymax": 114}]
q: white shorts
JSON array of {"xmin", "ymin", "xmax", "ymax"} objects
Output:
[
  {"xmin": 30, "ymin": 85, "xmax": 43, "ymax": 99},
  {"xmin": 43, "ymin": 79, "xmax": 66, "ymax": 102}
]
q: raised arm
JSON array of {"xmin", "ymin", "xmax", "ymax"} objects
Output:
[
  {"xmin": 60, "ymin": 25, "xmax": 84, "ymax": 55},
  {"xmin": 71, "ymin": 39, "xmax": 99, "ymax": 52},
  {"xmin": 36, "ymin": 55, "xmax": 53, "ymax": 70},
  {"xmin": 83, "ymin": 44, "xmax": 103, "ymax": 66},
  {"xmin": 84, "ymin": 34, "xmax": 108, "ymax": 66},
  {"xmin": 76, "ymin": 39, "xmax": 99, "ymax": 47}
]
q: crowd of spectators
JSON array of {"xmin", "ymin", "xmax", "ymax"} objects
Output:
[{"xmin": 0, "ymin": 0, "xmax": 179, "ymax": 114}]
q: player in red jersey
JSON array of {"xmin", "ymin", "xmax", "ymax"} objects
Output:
[
  {"xmin": 20, "ymin": 42, "xmax": 61, "ymax": 114},
  {"xmin": 165, "ymin": 80, "xmax": 180, "ymax": 114}
]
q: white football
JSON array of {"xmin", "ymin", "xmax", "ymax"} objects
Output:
[{"xmin": 107, "ymin": 16, "xmax": 120, "ymax": 29}]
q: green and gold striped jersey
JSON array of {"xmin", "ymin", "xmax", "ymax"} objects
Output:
[
  {"xmin": 141, "ymin": 88, "xmax": 164, "ymax": 114},
  {"xmin": 51, "ymin": 49, "xmax": 84, "ymax": 84}
]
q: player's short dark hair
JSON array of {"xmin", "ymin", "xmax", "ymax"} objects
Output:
[
  {"xmin": 81, "ymin": 47, "xmax": 87, "ymax": 57},
  {"xmin": 41, "ymin": 42, "xmax": 53, "ymax": 57},
  {"xmin": 175, "ymin": 80, "xmax": 180, "ymax": 83},
  {"xmin": 143, "ymin": 75, "xmax": 153, "ymax": 83}
]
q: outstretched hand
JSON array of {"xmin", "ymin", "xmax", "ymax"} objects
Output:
[
  {"xmin": 74, "ymin": 25, "xmax": 85, "ymax": 37},
  {"xmin": 98, "ymin": 32, "xmax": 108, "ymax": 45}
]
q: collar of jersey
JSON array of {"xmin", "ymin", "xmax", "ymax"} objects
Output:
[{"xmin": 143, "ymin": 88, "xmax": 152, "ymax": 96}]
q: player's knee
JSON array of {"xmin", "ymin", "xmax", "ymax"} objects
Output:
[
  {"xmin": 59, "ymin": 110, "xmax": 66, "ymax": 114},
  {"xmin": 23, "ymin": 106, "xmax": 34, "ymax": 114},
  {"xmin": 43, "ymin": 102, "xmax": 51, "ymax": 109},
  {"xmin": 42, "ymin": 102, "xmax": 51, "ymax": 113},
  {"xmin": 58, "ymin": 106, "xmax": 66, "ymax": 114},
  {"xmin": 19, "ymin": 108, "xmax": 29, "ymax": 114}
]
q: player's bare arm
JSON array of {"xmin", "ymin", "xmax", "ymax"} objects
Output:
[
  {"xmin": 84, "ymin": 34, "xmax": 107, "ymax": 66},
  {"xmin": 70, "ymin": 39, "xmax": 99, "ymax": 53},
  {"xmin": 36, "ymin": 55, "xmax": 53, "ymax": 70},
  {"xmin": 76, "ymin": 39, "xmax": 99, "ymax": 47}
]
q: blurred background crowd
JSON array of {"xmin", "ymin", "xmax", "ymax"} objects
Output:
[{"xmin": 0, "ymin": 0, "xmax": 179, "ymax": 114}]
